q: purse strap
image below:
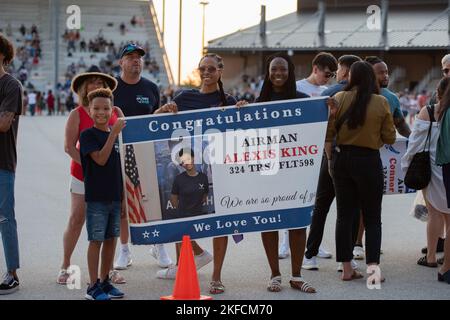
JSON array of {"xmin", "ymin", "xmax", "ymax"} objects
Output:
[{"xmin": 423, "ymin": 105, "xmax": 434, "ymax": 152}]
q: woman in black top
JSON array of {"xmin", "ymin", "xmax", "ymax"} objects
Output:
[
  {"xmin": 256, "ymin": 52, "xmax": 316, "ymax": 293},
  {"xmin": 155, "ymin": 53, "xmax": 247, "ymax": 294}
]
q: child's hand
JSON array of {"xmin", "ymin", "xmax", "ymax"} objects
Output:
[{"xmin": 112, "ymin": 118, "xmax": 126, "ymax": 136}]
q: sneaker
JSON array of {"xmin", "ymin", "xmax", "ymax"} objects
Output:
[
  {"xmin": 156, "ymin": 264, "xmax": 178, "ymax": 280},
  {"xmin": 278, "ymin": 230, "xmax": 290, "ymax": 259},
  {"xmin": 302, "ymin": 256, "xmax": 319, "ymax": 270},
  {"xmin": 194, "ymin": 250, "xmax": 213, "ymax": 270},
  {"xmin": 56, "ymin": 269, "xmax": 70, "ymax": 285},
  {"xmin": 0, "ymin": 273, "xmax": 19, "ymax": 295},
  {"xmin": 85, "ymin": 280, "xmax": 110, "ymax": 300},
  {"xmin": 101, "ymin": 278, "xmax": 125, "ymax": 299},
  {"xmin": 149, "ymin": 244, "xmax": 173, "ymax": 268},
  {"xmin": 353, "ymin": 245, "xmax": 365, "ymax": 260},
  {"xmin": 337, "ymin": 260, "xmax": 359, "ymax": 272},
  {"xmin": 317, "ymin": 246, "xmax": 332, "ymax": 259},
  {"xmin": 114, "ymin": 249, "xmax": 132, "ymax": 270}
]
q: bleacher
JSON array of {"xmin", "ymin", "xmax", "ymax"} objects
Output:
[{"xmin": 1, "ymin": 0, "xmax": 172, "ymax": 91}]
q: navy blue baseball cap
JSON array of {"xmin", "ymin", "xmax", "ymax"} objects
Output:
[{"xmin": 120, "ymin": 43, "xmax": 145, "ymax": 58}]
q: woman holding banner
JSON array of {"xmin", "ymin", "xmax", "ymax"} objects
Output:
[
  {"xmin": 58, "ymin": 66, "xmax": 126, "ymax": 285},
  {"xmin": 154, "ymin": 53, "xmax": 247, "ymax": 294},
  {"xmin": 255, "ymin": 52, "xmax": 316, "ymax": 293},
  {"xmin": 325, "ymin": 61, "xmax": 396, "ymax": 281}
]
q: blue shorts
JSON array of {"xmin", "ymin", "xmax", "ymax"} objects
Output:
[{"xmin": 86, "ymin": 201, "xmax": 121, "ymax": 242}]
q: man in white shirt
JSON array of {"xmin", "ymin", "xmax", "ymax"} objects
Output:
[
  {"xmin": 27, "ymin": 91, "xmax": 36, "ymax": 116},
  {"xmin": 296, "ymin": 52, "xmax": 338, "ymax": 97}
]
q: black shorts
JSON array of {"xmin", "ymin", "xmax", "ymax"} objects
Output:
[{"xmin": 443, "ymin": 163, "xmax": 450, "ymax": 208}]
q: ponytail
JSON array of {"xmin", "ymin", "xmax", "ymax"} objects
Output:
[{"xmin": 217, "ymin": 78, "xmax": 227, "ymax": 106}]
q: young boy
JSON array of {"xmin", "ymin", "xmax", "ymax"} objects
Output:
[{"xmin": 79, "ymin": 88, "xmax": 126, "ymax": 300}]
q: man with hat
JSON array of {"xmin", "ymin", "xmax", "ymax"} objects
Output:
[{"xmin": 113, "ymin": 43, "xmax": 173, "ymax": 270}]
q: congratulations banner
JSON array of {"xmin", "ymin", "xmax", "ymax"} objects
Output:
[{"xmin": 119, "ymin": 97, "xmax": 329, "ymax": 244}]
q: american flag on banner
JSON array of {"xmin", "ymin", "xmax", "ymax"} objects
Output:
[{"xmin": 125, "ymin": 145, "xmax": 147, "ymax": 224}]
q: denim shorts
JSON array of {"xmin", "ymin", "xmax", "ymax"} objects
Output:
[{"xmin": 86, "ymin": 201, "xmax": 121, "ymax": 241}]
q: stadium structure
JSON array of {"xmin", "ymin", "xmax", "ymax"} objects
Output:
[{"xmin": 207, "ymin": 0, "xmax": 450, "ymax": 93}]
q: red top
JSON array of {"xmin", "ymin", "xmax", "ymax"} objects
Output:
[{"xmin": 70, "ymin": 105, "xmax": 119, "ymax": 181}]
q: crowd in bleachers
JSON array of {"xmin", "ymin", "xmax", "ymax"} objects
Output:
[{"xmin": 0, "ymin": 23, "xmax": 42, "ymax": 88}]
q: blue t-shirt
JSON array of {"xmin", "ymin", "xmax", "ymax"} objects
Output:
[
  {"xmin": 381, "ymin": 88, "xmax": 403, "ymax": 120},
  {"xmin": 173, "ymin": 89, "xmax": 237, "ymax": 112},
  {"xmin": 114, "ymin": 76, "xmax": 160, "ymax": 116},
  {"xmin": 171, "ymin": 171, "xmax": 209, "ymax": 217},
  {"xmin": 80, "ymin": 127, "xmax": 123, "ymax": 202},
  {"xmin": 321, "ymin": 80, "xmax": 348, "ymax": 97}
]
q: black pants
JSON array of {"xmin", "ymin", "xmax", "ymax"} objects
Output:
[
  {"xmin": 443, "ymin": 163, "xmax": 450, "ymax": 208},
  {"xmin": 333, "ymin": 146, "xmax": 383, "ymax": 264},
  {"xmin": 305, "ymin": 154, "xmax": 360, "ymax": 259}
]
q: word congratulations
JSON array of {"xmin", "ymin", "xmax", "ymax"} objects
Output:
[{"xmin": 148, "ymin": 107, "xmax": 302, "ymax": 132}]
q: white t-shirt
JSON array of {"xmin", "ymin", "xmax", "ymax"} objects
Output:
[
  {"xmin": 28, "ymin": 92, "xmax": 36, "ymax": 105},
  {"xmin": 295, "ymin": 79, "xmax": 327, "ymax": 97}
]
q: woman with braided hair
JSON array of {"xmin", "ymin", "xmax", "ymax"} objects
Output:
[{"xmin": 155, "ymin": 53, "xmax": 247, "ymax": 294}]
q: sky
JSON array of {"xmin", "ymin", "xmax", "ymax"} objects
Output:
[{"xmin": 151, "ymin": 0, "xmax": 297, "ymax": 84}]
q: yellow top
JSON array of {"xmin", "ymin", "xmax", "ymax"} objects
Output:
[{"xmin": 326, "ymin": 89, "xmax": 396, "ymax": 150}]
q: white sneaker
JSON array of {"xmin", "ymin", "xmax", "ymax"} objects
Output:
[
  {"xmin": 149, "ymin": 244, "xmax": 173, "ymax": 268},
  {"xmin": 337, "ymin": 260, "xmax": 359, "ymax": 272},
  {"xmin": 317, "ymin": 246, "xmax": 332, "ymax": 259},
  {"xmin": 194, "ymin": 250, "xmax": 213, "ymax": 270},
  {"xmin": 156, "ymin": 264, "xmax": 177, "ymax": 280},
  {"xmin": 278, "ymin": 230, "xmax": 290, "ymax": 259},
  {"xmin": 114, "ymin": 250, "xmax": 132, "ymax": 270},
  {"xmin": 353, "ymin": 245, "xmax": 365, "ymax": 260},
  {"xmin": 278, "ymin": 247, "xmax": 290, "ymax": 259},
  {"xmin": 302, "ymin": 256, "xmax": 319, "ymax": 270}
]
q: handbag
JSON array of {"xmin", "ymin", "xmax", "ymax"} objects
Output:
[{"xmin": 404, "ymin": 105, "xmax": 434, "ymax": 190}]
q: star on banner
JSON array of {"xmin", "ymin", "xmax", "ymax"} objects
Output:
[
  {"xmin": 142, "ymin": 231, "xmax": 150, "ymax": 239},
  {"xmin": 152, "ymin": 229, "xmax": 160, "ymax": 237}
]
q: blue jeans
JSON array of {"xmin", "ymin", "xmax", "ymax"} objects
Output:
[
  {"xmin": 86, "ymin": 201, "xmax": 121, "ymax": 242},
  {"xmin": 0, "ymin": 170, "xmax": 20, "ymax": 271}
]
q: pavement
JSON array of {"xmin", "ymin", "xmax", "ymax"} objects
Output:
[{"xmin": 0, "ymin": 115, "xmax": 449, "ymax": 300}]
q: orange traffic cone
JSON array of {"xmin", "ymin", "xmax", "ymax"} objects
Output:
[{"xmin": 161, "ymin": 235, "xmax": 212, "ymax": 300}]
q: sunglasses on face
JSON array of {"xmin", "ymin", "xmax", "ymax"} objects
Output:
[
  {"xmin": 198, "ymin": 66, "xmax": 219, "ymax": 73},
  {"xmin": 323, "ymin": 71, "xmax": 336, "ymax": 79},
  {"xmin": 443, "ymin": 68, "xmax": 450, "ymax": 76}
]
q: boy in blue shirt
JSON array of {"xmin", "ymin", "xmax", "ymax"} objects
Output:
[{"xmin": 79, "ymin": 88, "xmax": 126, "ymax": 300}]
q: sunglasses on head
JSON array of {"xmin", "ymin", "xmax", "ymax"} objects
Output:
[
  {"xmin": 443, "ymin": 68, "xmax": 450, "ymax": 75},
  {"xmin": 198, "ymin": 66, "xmax": 219, "ymax": 73}
]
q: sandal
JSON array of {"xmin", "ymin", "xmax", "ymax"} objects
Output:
[
  {"xmin": 438, "ymin": 270, "xmax": 450, "ymax": 284},
  {"xmin": 267, "ymin": 275, "xmax": 282, "ymax": 292},
  {"xmin": 56, "ymin": 269, "xmax": 70, "ymax": 285},
  {"xmin": 342, "ymin": 270, "xmax": 364, "ymax": 281},
  {"xmin": 417, "ymin": 256, "xmax": 438, "ymax": 268},
  {"xmin": 110, "ymin": 270, "xmax": 126, "ymax": 284},
  {"xmin": 209, "ymin": 280, "xmax": 225, "ymax": 294},
  {"xmin": 289, "ymin": 276, "xmax": 316, "ymax": 293}
]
